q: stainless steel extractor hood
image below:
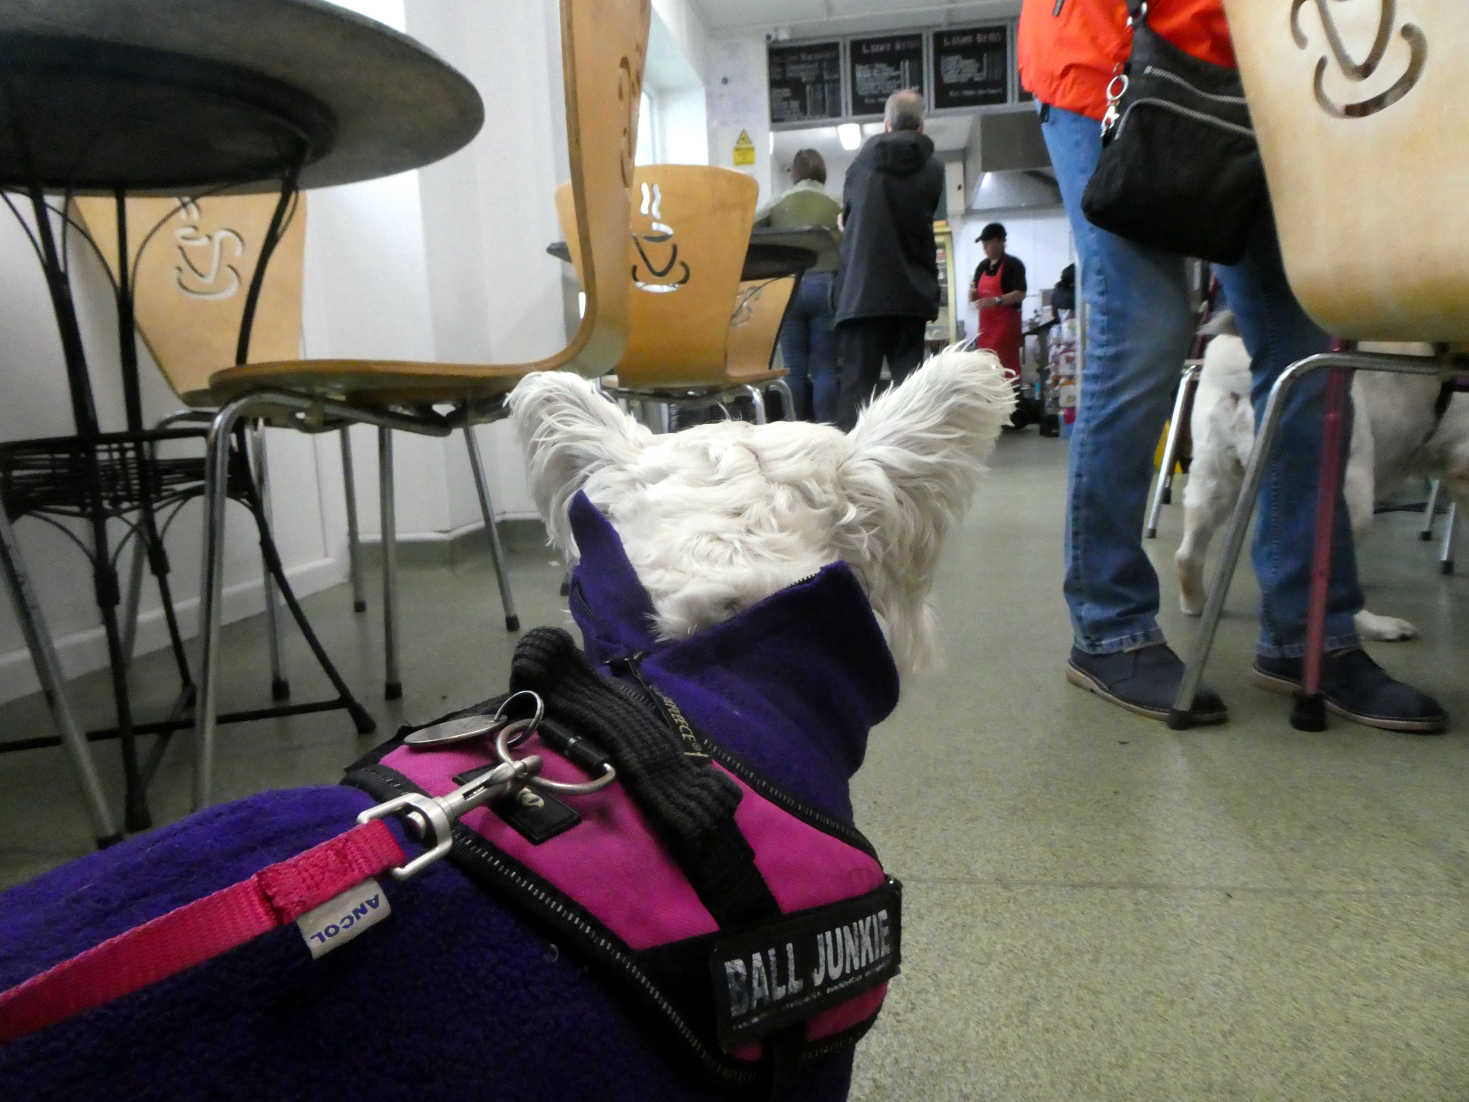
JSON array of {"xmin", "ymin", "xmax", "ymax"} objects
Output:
[{"xmin": 964, "ymin": 108, "xmax": 1059, "ymax": 211}]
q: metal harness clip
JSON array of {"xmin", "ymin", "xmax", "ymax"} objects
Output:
[{"xmin": 359, "ymin": 704, "xmax": 619, "ymax": 878}]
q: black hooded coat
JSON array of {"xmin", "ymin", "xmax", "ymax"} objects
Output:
[{"xmin": 833, "ymin": 129, "xmax": 944, "ymax": 326}]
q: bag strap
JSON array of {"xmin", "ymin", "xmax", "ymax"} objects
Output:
[
  {"xmin": 509, "ymin": 627, "xmax": 781, "ymax": 929},
  {"xmin": 0, "ymin": 820, "xmax": 405, "ymax": 1044}
]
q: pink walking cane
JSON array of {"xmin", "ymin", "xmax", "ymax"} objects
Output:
[{"xmin": 1292, "ymin": 340, "xmax": 1353, "ymax": 730}]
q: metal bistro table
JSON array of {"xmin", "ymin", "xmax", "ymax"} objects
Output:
[{"xmin": 0, "ymin": 0, "xmax": 484, "ymax": 843}]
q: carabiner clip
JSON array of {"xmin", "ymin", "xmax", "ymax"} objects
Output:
[{"xmin": 358, "ymin": 732, "xmax": 543, "ymax": 879}]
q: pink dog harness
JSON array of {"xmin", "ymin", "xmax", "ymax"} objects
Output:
[
  {"xmin": 346, "ymin": 627, "xmax": 901, "ymax": 1091},
  {"xmin": 0, "ymin": 627, "xmax": 899, "ymax": 1094}
]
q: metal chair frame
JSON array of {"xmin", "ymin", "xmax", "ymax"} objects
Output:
[{"xmin": 1170, "ymin": 349, "xmax": 1466, "ymax": 729}]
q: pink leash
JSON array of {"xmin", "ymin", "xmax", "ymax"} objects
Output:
[{"xmin": 0, "ymin": 820, "xmax": 405, "ymax": 1045}]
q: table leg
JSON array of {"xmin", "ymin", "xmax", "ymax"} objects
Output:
[{"xmin": 0, "ymin": 505, "xmax": 120, "ymax": 845}]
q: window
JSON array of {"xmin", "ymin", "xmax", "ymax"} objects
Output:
[{"xmin": 635, "ymin": 89, "xmax": 659, "ymax": 165}]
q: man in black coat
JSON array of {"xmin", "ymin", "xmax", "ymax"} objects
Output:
[{"xmin": 832, "ymin": 88, "xmax": 945, "ymax": 430}]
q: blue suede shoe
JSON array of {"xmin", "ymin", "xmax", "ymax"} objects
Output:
[
  {"xmin": 1066, "ymin": 643, "xmax": 1228, "ymax": 724},
  {"xmin": 1252, "ymin": 648, "xmax": 1447, "ymax": 734}
]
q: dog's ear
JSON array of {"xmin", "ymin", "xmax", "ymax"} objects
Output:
[
  {"xmin": 836, "ymin": 347, "xmax": 1015, "ymax": 671},
  {"xmin": 507, "ymin": 371, "xmax": 651, "ymax": 551}
]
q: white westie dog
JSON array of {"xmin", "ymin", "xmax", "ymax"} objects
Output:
[{"xmin": 510, "ymin": 346, "xmax": 1017, "ymax": 675}]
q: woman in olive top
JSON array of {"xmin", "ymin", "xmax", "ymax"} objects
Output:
[{"xmin": 755, "ymin": 149, "xmax": 842, "ymax": 422}]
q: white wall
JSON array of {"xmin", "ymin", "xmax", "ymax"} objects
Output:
[
  {"xmin": 705, "ymin": 33, "xmax": 775, "ymax": 206},
  {"xmin": 950, "ymin": 207, "xmax": 1073, "ymax": 342}
]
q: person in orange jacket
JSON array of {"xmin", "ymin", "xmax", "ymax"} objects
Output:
[{"xmin": 1019, "ymin": 0, "xmax": 1446, "ymax": 732}]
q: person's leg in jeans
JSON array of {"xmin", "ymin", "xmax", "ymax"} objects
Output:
[
  {"xmin": 1041, "ymin": 102, "xmax": 1225, "ymax": 721},
  {"xmin": 1214, "ymin": 215, "xmax": 1354, "ymax": 656},
  {"xmin": 778, "ymin": 279, "xmax": 815, "ymax": 421},
  {"xmin": 1219, "ymin": 216, "xmax": 1446, "ymax": 730},
  {"xmin": 803, "ymin": 272, "xmax": 840, "ymax": 423},
  {"xmin": 886, "ymin": 318, "xmax": 928, "ymax": 388},
  {"xmin": 836, "ymin": 317, "xmax": 887, "ymax": 431}
]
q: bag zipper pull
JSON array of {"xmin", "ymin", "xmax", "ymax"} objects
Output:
[{"xmin": 1101, "ymin": 67, "xmax": 1128, "ymax": 137}]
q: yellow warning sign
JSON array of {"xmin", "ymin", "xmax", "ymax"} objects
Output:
[{"xmin": 732, "ymin": 129, "xmax": 755, "ymax": 166}]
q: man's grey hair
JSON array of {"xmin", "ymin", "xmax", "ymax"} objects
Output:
[{"xmin": 884, "ymin": 89, "xmax": 926, "ymax": 132}]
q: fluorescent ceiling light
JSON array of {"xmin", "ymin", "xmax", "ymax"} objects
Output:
[
  {"xmin": 862, "ymin": 122, "xmax": 884, "ymax": 138},
  {"xmin": 768, "ymin": 131, "xmax": 775, "ymax": 155},
  {"xmin": 837, "ymin": 123, "xmax": 862, "ymax": 151}
]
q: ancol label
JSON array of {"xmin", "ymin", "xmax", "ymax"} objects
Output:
[{"xmin": 297, "ymin": 878, "xmax": 391, "ymax": 960}]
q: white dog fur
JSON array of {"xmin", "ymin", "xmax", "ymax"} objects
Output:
[
  {"xmin": 508, "ymin": 346, "xmax": 1017, "ymax": 675},
  {"xmin": 1176, "ymin": 323, "xmax": 1469, "ymax": 640}
]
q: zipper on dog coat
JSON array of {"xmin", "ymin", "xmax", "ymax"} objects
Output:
[{"xmin": 345, "ymin": 627, "xmax": 901, "ymax": 1093}]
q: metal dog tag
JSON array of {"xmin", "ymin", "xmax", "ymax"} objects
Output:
[{"xmin": 403, "ymin": 714, "xmax": 501, "ymax": 748}]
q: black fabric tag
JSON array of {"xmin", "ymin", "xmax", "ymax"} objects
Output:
[
  {"xmin": 708, "ymin": 878, "xmax": 902, "ymax": 1050},
  {"xmin": 489, "ymin": 785, "xmax": 581, "ymax": 844}
]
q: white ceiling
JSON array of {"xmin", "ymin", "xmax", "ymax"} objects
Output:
[{"xmin": 690, "ymin": 0, "xmax": 1021, "ymax": 40}]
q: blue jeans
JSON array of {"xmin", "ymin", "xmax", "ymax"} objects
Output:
[
  {"xmin": 778, "ymin": 271, "xmax": 839, "ymax": 422},
  {"xmin": 1040, "ymin": 103, "xmax": 1362, "ymax": 658}
]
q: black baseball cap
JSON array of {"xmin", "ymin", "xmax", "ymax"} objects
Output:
[{"xmin": 976, "ymin": 222, "xmax": 1006, "ymax": 242}]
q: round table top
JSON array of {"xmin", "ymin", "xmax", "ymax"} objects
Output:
[
  {"xmin": 0, "ymin": 0, "xmax": 484, "ymax": 193},
  {"xmin": 546, "ymin": 238, "xmax": 819, "ymax": 283}
]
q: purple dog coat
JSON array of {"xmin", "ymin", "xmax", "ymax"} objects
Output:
[{"xmin": 0, "ymin": 495, "xmax": 900, "ymax": 1101}]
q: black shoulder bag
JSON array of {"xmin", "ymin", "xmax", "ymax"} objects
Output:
[{"xmin": 1079, "ymin": 0, "xmax": 1266, "ymax": 265}]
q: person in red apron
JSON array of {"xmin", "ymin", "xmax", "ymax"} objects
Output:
[{"xmin": 970, "ymin": 221, "xmax": 1027, "ymax": 389}]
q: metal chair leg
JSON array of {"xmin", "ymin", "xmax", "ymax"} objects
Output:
[
  {"xmin": 769, "ymin": 377, "xmax": 796, "ymax": 421},
  {"xmin": 0, "ymin": 506, "xmax": 121, "ymax": 846},
  {"xmin": 1171, "ymin": 349, "xmax": 1452, "ymax": 729},
  {"xmin": 378, "ymin": 427, "xmax": 401, "ymax": 700},
  {"xmin": 1420, "ymin": 479, "xmax": 1442, "ymax": 540},
  {"xmin": 340, "ymin": 426, "xmax": 367, "ymax": 613},
  {"xmin": 249, "ymin": 423, "xmax": 290, "ymax": 701},
  {"xmin": 463, "ymin": 426, "xmax": 520, "ymax": 632},
  {"xmin": 197, "ymin": 392, "xmax": 391, "ymax": 809},
  {"xmin": 1146, "ymin": 362, "xmax": 1200, "ymax": 539},
  {"xmin": 1441, "ymin": 501, "xmax": 1456, "ymax": 574},
  {"xmin": 745, "ymin": 385, "xmax": 768, "ymax": 425}
]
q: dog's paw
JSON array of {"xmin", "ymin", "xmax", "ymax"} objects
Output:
[
  {"xmin": 1176, "ymin": 559, "xmax": 1205, "ymax": 617},
  {"xmin": 1354, "ymin": 609, "xmax": 1418, "ymax": 642}
]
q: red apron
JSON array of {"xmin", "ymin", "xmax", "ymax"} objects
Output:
[{"xmin": 975, "ymin": 258, "xmax": 1023, "ymax": 385}]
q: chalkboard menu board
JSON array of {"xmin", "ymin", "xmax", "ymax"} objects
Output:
[
  {"xmin": 931, "ymin": 26, "xmax": 1008, "ymax": 109},
  {"xmin": 768, "ymin": 41, "xmax": 843, "ymax": 124},
  {"xmin": 848, "ymin": 33, "xmax": 924, "ymax": 117}
]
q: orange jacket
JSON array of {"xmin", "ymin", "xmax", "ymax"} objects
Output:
[{"xmin": 1018, "ymin": 0, "xmax": 1235, "ymax": 121}]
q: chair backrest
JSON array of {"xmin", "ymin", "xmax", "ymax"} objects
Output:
[
  {"xmin": 1224, "ymin": 0, "xmax": 1468, "ymax": 341},
  {"xmin": 83, "ymin": 0, "xmax": 647, "ymax": 392},
  {"xmin": 73, "ymin": 193, "xmax": 306, "ymax": 402},
  {"xmin": 556, "ymin": 164, "xmax": 758, "ymax": 388},
  {"xmin": 725, "ymin": 276, "xmax": 796, "ymax": 378},
  {"xmin": 553, "ymin": 0, "xmax": 649, "ymax": 377}
]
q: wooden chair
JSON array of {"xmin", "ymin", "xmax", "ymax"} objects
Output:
[
  {"xmin": 10, "ymin": 193, "xmax": 376, "ymax": 836},
  {"xmin": 182, "ymin": 0, "xmax": 648, "ymax": 808},
  {"xmin": 74, "ymin": 194, "xmax": 341, "ymax": 698},
  {"xmin": 555, "ymin": 165, "xmax": 791, "ymax": 426},
  {"xmin": 76, "ymin": 189, "xmax": 522, "ymax": 705}
]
